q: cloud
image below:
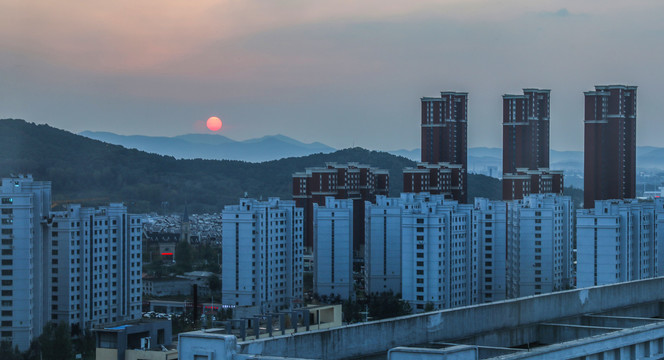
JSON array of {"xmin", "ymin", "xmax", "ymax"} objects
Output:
[{"xmin": 537, "ymin": 8, "xmax": 587, "ymax": 18}]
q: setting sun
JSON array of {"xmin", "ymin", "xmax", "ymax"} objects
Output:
[{"xmin": 206, "ymin": 116, "xmax": 222, "ymax": 131}]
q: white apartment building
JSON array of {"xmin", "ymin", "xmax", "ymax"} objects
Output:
[
  {"xmin": 473, "ymin": 198, "xmax": 508, "ymax": 303},
  {"xmin": 363, "ymin": 193, "xmax": 573, "ymax": 311},
  {"xmin": 400, "ymin": 193, "xmax": 477, "ymax": 311},
  {"xmin": 50, "ymin": 203, "xmax": 143, "ymax": 329},
  {"xmin": 0, "ymin": 175, "xmax": 51, "ymax": 351},
  {"xmin": 364, "ymin": 196, "xmax": 402, "ymax": 295},
  {"xmin": 313, "ymin": 198, "xmax": 354, "ymax": 299},
  {"xmin": 507, "ymin": 194, "xmax": 573, "ymax": 298},
  {"xmin": 577, "ymin": 199, "xmax": 664, "ymax": 288},
  {"xmin": 221, "ymin": 198, "xmax": 303, "ymax": 312}
]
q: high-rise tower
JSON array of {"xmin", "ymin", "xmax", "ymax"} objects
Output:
[
  {"xmin": 502, "ymin": 89, "xmax": 563, "ymax": 200},
  {"xmin": 418, "ymin": 91, "xmax": 468, "ymax": 203},
  {"xmin": 583, "ymin": 85, "xmax": 637, "ymax": 208}
]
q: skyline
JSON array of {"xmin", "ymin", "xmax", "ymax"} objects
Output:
[{"xmin": 2, "ymin": 1, "xmax": 663, "ymax": 151}]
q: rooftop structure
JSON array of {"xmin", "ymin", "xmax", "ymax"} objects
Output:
[{"xmin": 176, "ymin": 277, "xmax": 664, "ymax": 360}]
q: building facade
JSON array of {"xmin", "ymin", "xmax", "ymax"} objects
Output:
[
  {"xmin": 363, "ymin": 192, "xmax": 574, "ymax": 311},
  {"xmin": 0, "ymin": 176, "xmax": 51, "ymax": 351},
  {"xmin": 402, "ymin": 163, "xmax": 465, "ymax": 201},
  {"xmin": 50, "ymin": 204, "xmax": 143, "ymax": 329},
  {"xmin": 502, "ymin": 89, "xmax": 563, "ymax": 201},
  {"xmin": 292, "ymin": 163, "xmax": 388, "ymax": 252},
  {"xmin": 221, "ymin": 198, "xmax": 304, "ymax": 312},
  {"xmin": 313, "ymin": 198, "xmax": 354, "ymax": 299},
  {"xmin": 420, "ymin": 92, "xmax": 468, "ymax": 203},
  {"xmin": 400, "ymin": 194, "xmax": 477, "ymax": 311},
  {"xmin": 473, "ymin": 198, "xmax": 509, "ymax": 303},
  {"xmin": 583, "ymin": 85, "xmax": 637, "ymax": 208},
  {"xmin": 577, "ymin": 199, "xmax": 664, "ymax": 288},
  {"xmin": 364, "ymin": 196, "xmax": 403, "ymax": 295},
  {"xmin": 507, "ymin": 194, "xmax": 574, "ymax": 298},
  {"xmin": 365, "ymin": 194, "xmax": 478, "ymax": 311},
  {"xmin": 0, "ymin": 176, "xmax": 142, "ymax": 351}
]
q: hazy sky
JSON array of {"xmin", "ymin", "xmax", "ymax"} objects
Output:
[{"xmin": 2, "ymin": 0, "xmax": 663, "ymax": 151}]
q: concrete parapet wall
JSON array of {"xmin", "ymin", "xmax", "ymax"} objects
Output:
[
  {"xmin": 388, "ymin": 345, "xmax": 477, "ymax": 360},
  {"xmin": 537, "ymin": 323, "xmax": 620, "ymax": 344},
  {"xmin": 237, "ymin": 278, "xmax": 664, "ymax": 359}
]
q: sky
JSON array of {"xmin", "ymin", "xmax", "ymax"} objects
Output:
[{"xmin": 1, "ymin": 0, "xmax": 663, "ymax": 151}]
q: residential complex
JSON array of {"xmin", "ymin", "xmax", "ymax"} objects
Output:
[
  {"xmin": 583, "ymin": 85, "xmax": 637, "ymax": 208},
  {"xmin": 419, "ymin": 92, "xmax": 468, "ymax": 203},
  {"xmin": 502, "ymin": 89, "xmax": 563, "ymax": 200},
  {"xmin": 221, "ymin": 198, "xmax": 304, "ymax": 312},
  {"xmin": 364, "ymin": 196, "xmax": 402, "ymax": 295},
  {"xmin": 50, "ymin": 203, "xmax": 143, "ymax": 328},
  {"xmin": 312, "ymin": 198, "xmax": 354, "ymax": 299},
  {"xmin": 0, "ymin": 176, "xmax": 51, "ymax": 350},
  {"xmin": 400, "ymin": 194, "xmax": 476, "ymax": 310},
  {"xmin": 473, "ymin": 198, "xmax": 509, "ymax": 303},
  {"xmin": 292, "ymin": 163, "xmax": 388, "ymax": 252},
  {"xmin": 0, "ymin": 175, "xmax": 141, "ymax": 351},
  {"xmin": 364, "ymin": 193, "xmax": 573, "ymax": 311},
  {"xmin": 577, "ymin": 198, "xmax": 664, "ymax": 288},
  {"xmin": 507, "ymin": 193, "xmax": 574, "ymax": 298},
  {"xmin": 402, "ymin": 162, "xmax": 465, "ymax": 201}
]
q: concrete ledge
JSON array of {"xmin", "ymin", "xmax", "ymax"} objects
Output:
[
  {"xmin": 237, "ymin": 277, "xmax": 664, "ymax": 359},
  {"xmin": 388, "ymin": 345, "xmax": 477, "ymax": 360}
]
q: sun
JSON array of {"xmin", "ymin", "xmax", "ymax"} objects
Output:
[{"xmin": 206, "ymin": 116, "xmax": 222, "ymax": 132}]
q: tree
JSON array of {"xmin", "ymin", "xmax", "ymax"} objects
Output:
[
  {"xmin": 74, "ymin": 330, "xmax": 96, "ymax": 360},
  {"xmin": 367, "ymin": 292, "xmax": 412, "ymax": 320},
  {"xmin": 174, "ymin": 241, "xmax": 193, "ymax": 273},
  {"xmin": 342, "ymin": 300, "xmax": 363, "ymax": 323},
  {"xmin": 33, "ymin": 322, "xmax": 74, "ymax": 360},
  {"xmin": 207, "ymin": 274, "xmax": 221, "ymax": 293},
  {"xmin": 424, "ymin": 302, "xmax": 435, "ymax": 312},
  {"xmin": 0, "ymin": 341, "xmax": 20, "ymax": 360}
]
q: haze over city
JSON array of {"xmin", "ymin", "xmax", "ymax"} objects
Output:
[{"xmin": 2, "ymin": 0, "xmax": 664, "ymax": 151}]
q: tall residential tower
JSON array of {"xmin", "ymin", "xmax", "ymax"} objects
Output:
[
  {"xmin": 502, "ymin": 89, "xmax": 563, "ymax": 200},
  {"xmin": 415, "ymin": 92, "xmax": 468, "ymax": 203},
  {"xmin": 583, "ymin": 85, "xmax": 637, "ymax": 208}
]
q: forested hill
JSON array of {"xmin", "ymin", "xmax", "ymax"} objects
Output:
[{"xmin": 0, "ymin": 119, "xmax": 501, "ymax": 213}]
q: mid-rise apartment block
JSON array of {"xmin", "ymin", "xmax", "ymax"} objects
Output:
[
  {"xmin": 49, "ymin": 204, "xmax": 143, "ymax": 329},
  {"xmin": 363, "ymin": 193, "xmax": 573, "ymax": 311},
  {"xmin": 365, "ymin": 194, "xmax": 477, "ymax": 311},
  {"xmin": 402, "ymin": 163, "xmax": 465, "ymax": 201},
  {"xmin": 583, "ymin": 85, "xmax": 637, "ymax": 208},
  {"xmin": 221, "ymin": 198, "xmax": 304, "ymax": 312},
  {"xmin": 292, "ymin": 163, "xmax": 388, "ymax": 252},
  {"xmin": 507, "ymin": 194, "xmax": 574, "ymax": 298},
  {"xmin": 0, "ymin": 176, "xmax": 143, "ymax": 351},
  {"xmin": 364, "ymin": 196, "xmax": 403, "ymax": 295},
  {"xmin": 577, "ymin": 199, "xmax": 664, "ymax": 288},
  {"xmin": 313, "ymin": 198, "xmax": 354, "ymax": 299},
  {"xmin": 472, "ymin": 198, "xmax": 509, "ymax": 303},
  {"xmin": 0, "ymin": 175, "xmax": 51, "ymax": 351},
  {"xmin": 502, "ymin": 89, "xmax": 563, "ymax": 200},
  {"xmin": 419, "ymin": 92, "xmax": 468, "ymax": 203},
  {"xmin": 400, "ymin": 194, "xmax": 476, "ymax": 311}
]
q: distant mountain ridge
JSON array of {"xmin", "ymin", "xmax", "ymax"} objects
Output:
[
  {"xmin": 1, "ymin": 119, "xmax": 503, "ymax": 213},
  {"xmin": 390, "ymin": 147, "xmax": 664, "ymax": 170},
  {"xmin": 79, "ymin": 131, "xmax": 336, "ymax": 162}
]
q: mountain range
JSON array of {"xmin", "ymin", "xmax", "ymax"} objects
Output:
[
  {"xmin": 1, "ymin": 119, "xmax": 508, "ymax": 213},
  {"xmin": 80, "ymin": 131, "xmax": 336, "ymax": 162},
  {"xmin": 80, "ymin": 131, "xmax": 664, "ymax": 176}
]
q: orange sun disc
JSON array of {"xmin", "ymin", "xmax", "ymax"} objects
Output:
[{"xmin": 207, "ymin": 116, "xmax": 222, "ymax": 131}]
